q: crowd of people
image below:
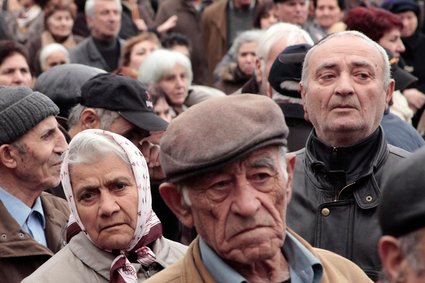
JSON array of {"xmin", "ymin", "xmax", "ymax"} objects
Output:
[{"xmin": 1, "ymin": 0, "xmax": 425, "ymax": 282}]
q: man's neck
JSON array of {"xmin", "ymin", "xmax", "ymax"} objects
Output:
[
  {"xmin": 231, "ymin": 252, "xmax": 290, "ymax": 283},
  {"xmin": 316, "ymin": 128, "xmax": 378, "ymax": 148},
  {"xmin": 0, "ymin": 176, "xmax": 41, "ymax": 208}
]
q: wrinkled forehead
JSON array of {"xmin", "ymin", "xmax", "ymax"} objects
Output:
[{"xmin": 307, "ymin": 35, "xmax": 385, "ymax": 73}]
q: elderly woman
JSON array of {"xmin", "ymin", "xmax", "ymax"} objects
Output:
[
  {"xmin": 119, "ymin": 32, "xmax": 161, "ymax": 75},
  {"xmin": 139, "ymin": 49, "xmax": 221, "ymax": 117},
  {"xmin": 214, "ymin": 29, "xmax": 263, "ymax": 94},
  {"xmin": 382, "ymin": 0, "xmax": 425, "ymax": 128},
  {"xmin": 0, "ymin": 39, "xmax": 32, "ymax": 87},
  {"xmin": 26, "ymin": 1, "xmax": 83, "ymax": 76},
  {"xmin": 39, "ymin": 43, "xmax": 70, "ymax": 73},
  {"xmin": 22, "ymin": 129, "xmax": 186, "ymax": 282}
]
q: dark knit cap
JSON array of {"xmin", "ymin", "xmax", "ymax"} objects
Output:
[
  {"xmin": 0, "ymin": 86, "xmax": 59, "ymax": 144},
  {"xmin": 268, "ymin": 44, "xmax": 312, "ymax": 98},
  {"xmin": 160, "ymin": 94, "xmax": 289, "ymax": 182},
  {"xmin": 381, "ymin": 0, "xmax": 420, "ymax": 19},
  {"xmin": 379, "ymin": 147, "xmax": 425, "ymax": 237}
]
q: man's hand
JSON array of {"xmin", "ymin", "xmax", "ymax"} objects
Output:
[
  {"xmin": 403, "ymin": 88, "xmax": 425, "ymax": 112},
  {"xmin": 139, "ymin": 132, "xmax": 166, "ymax": 181}
]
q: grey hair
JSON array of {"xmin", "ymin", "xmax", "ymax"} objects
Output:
[
  {"xmin": 65, "ymin": 131, "xmax": 129, "ymax": 165},
  {"xmin": 39, "ymin": 43, "xmax": 69, "ymax": 71},
  {"xmin": 379, "ymin": 229, "xmax": 425, "ymax": 282},
  {"xmin": 301, "ymin": 30, "xmax": 391, "ymax": 90},
  {"xmin": 85, "ymin": 0, "xmax": 122, "ymax": 18},
  {"xmin": 138, "ymin": 49, "xmax": 193, "ymax": 86},
  {"xmin": 178, "ymin": 146, "xmax": 289, "ymax": 207},
  {"xmin": 256, "ymin": 22, "xmax": 313, "ymax": 75},
  {"xmin": 229, "ymin": 29, "xmax": 264, "ymax": 56},
  {"xmin": 67, "ymin": 104, "xmax": 120, "ymax": 130}
]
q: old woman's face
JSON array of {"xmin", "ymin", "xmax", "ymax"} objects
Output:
[{"xmin": 70, "ymin": 153, "xmax": 138, "ymax": 250}]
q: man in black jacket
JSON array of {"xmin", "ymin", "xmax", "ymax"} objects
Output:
[{"xmin": 286, "ymin": 30, "xmax": 409, "ymax": 281}]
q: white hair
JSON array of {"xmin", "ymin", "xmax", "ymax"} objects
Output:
[
  {"xmin": 256, "ymin": 22, "xmax": 314, "ymax": 74},
  {"xmin": 85, "ymin": 0, "xmax": 122, "ymax": 18},
  {"xmin": 138, "ymin": 49, "xmax": 193, "ymax": 86},
  {"xmin": 39, "ymin": 43, "xmax": 69, "ymax": 71}
]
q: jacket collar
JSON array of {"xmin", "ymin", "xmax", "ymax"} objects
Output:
[{"xmin": 303, "ymin": 126, "xmax": 389, "ymax": 209}]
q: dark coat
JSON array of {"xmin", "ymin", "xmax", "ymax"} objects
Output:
[
  {"xmin": 287, "ymin": 127, "xmax": 409, "ymax": 281},
  {"xmin": 0, "ymin": 192, "xmax": 69, "ymax": 283},
  {"xmin": 69, "ymin": 37, "xmax": 124, "ymax": 72},
  {"xmin": 155, "ymin": 0, "xmax": 210, "ymax": 85}
]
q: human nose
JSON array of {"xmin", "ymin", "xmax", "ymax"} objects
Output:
[
  {"xmin": 99, "ymin": 191, "xmax": 120, "ymax": 217},
  {"xmin": 335, "ymin": 73, "xmax": 354, "ymax": 96},
  {"xmin": 12, "ymin": 71, "xmax": 24, "ymax": 85},
  {"xmin": 397, "ymin": 40, "xmax": 405, "ymax": 53},
  {"xmin": 54, "ymin": 129, "xmax": 68, "ymax": 153},
  {"xmin": 230, "ymin": 178, "xmax": 261, "ymax": 217},
  {"xmin": 176, "ymin": 76, "xmax": 185, "ymax": 88}
]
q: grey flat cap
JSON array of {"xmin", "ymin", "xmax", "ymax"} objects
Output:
[{"xmin": 160, "ymin": 94, "xmax": 289, "ymax": 182}]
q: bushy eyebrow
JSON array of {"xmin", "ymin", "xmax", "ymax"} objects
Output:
[{"xmin": 248, "ymin": 156, "xmax": 276, "ymax": 170}]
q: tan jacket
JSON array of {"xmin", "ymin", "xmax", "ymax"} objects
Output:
[
  {"xmin": 144, "ymin": 231, "xmax": 373, "ymax": 283},
  {"xmin": 0, "ymin": 192, "xmax": 69, "ymax": 283},
  {"xmin": 23, "ymin": 232, "xmax": 188, "ymax": 282}
]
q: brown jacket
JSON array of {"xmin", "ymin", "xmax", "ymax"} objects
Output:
[
  {"xmin": 144, "ymin": 230, "xmax": 373, "ymax": 283},
  {"xmin": 201, "ymin": 0, "xmax": 228, "ymax": 84},
  {"xmin": 0, "ymin": 192, "xmax": 69, "ymax": 283}
]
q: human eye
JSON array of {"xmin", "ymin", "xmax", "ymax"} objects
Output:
[
  {"xmin": 41, "ymin": 129, "xmax": 55, "ymax": 140},
  {"xmin": 317, "ymin": 71, "xmax": 336, "ymax": 82},
  {"xmin": 354, "ymin": 71, "xmax": 372, "ymax": 81},
  {"xmin": 113, "ymin": 181, "xmax": 129, "ymax": 191},
  {"xmin": 209, "ymin": 178, "xmax": 232, "ymax": 191},
  {"xmin": 78, "ymin": 189, "xmax": 98, "ymax": 204},
  {"xmin": 203, "ymin": 176, "xmax": 233, "ymax": 201}
]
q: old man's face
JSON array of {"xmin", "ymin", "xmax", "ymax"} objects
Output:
[
  {"xmin": 179, "ymin": 146, "xmax": 293, "ymax": 264},
  {"xmin": 300, "ymin": 34, "xmax": 393, "ymax": 146}
]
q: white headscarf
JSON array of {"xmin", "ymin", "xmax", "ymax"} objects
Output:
[{"xmin": 61, "ymin": 129, "xmax": 162, "ymax": 282}]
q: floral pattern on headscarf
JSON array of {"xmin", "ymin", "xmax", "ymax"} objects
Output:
[{"xmin": 60, "ymin": 129, "xmax": 162, "ymax": 283}]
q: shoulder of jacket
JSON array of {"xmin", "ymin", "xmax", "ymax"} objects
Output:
[
  {"xmin": 40, "ymin": 192, "xmax": 69, "ymax": 211},
  {"xmin": 387, "ymin": 144, "xmax": 411, "ymax": 158},
  {"xmin": 313, "ymin": 248, "xmax": 373, "ymax": 282}
]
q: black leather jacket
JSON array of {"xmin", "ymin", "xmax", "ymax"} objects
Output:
[{"xmin": 287, "ymin": 127, "xmax": 409, "ymax": 281}]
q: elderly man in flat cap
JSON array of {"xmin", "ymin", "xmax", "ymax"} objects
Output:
[
  {"xmin": 378, "ymin": 146, "xmax": 425, "ymax": 283},
  {"xmin": 0, "ymin": 86, "xmax": 69, "ymax": 282},
  {"xmin": 144, "ymin": 94, "xmax": 372, "ymax": 283}
]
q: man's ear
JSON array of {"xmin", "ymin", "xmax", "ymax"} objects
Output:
[
  {"xmin": 299, "ymin": 82, "xmax": 310, "ymax": 121},
  {"xmin": 285, "ymin": 153, "xmax": 296, "ymax": 203},
  {"xmin": 255, "ymin": 57, "xmax": 263, "ymax": 84},
  {"xmin": 0, "ymin": 144, "xmax": 18, "ymax": 169},
  {"xmin": 386, "ymin": 79, "xmax": 395, "ymax": 105},
  {"xmin": 378, "ymin": 236, "xmax": 405, "ymax": 282},
  {"xmin": 159, "ymin": 182, "xmax": 194, "ymax": 228},
  {"xmin": 80, "ymin": 108, "xmax": 101, "ymax": 130}
]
